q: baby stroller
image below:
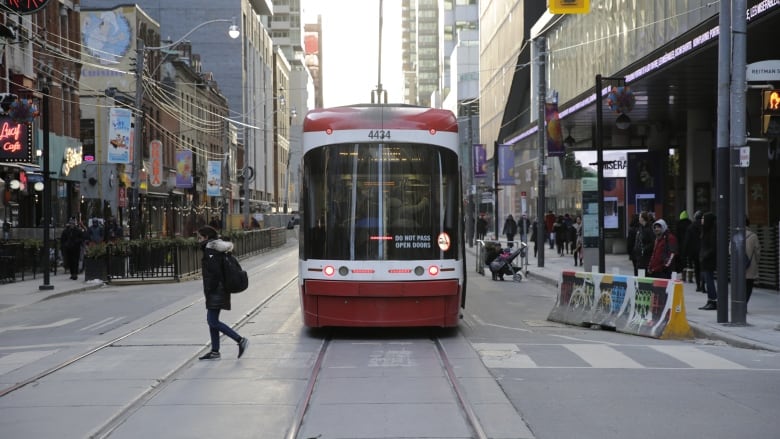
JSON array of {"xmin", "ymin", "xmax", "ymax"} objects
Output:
[{"xmin": 488, "ymin": 244, "xmax": 525, "ymax": 282}]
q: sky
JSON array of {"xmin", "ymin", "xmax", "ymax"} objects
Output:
[{"xmin": 302, "ymin": 0, "xmax": 403, "ymax": 107}]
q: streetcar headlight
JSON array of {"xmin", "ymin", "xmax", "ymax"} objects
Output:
[
  {"xmin": 414, "ymin": 266, "xmax": 425, "ymax": 276},
  {"xmin": 428, "ymin": 265, "xmax": 439, "ymax": 276},
  {"xmin": 338, "ymin": 266, "xmax": 349, "ymax": 276},
  {"xmin": 323, "ymin": 265, "xmax": 336, "ymax": 277}
]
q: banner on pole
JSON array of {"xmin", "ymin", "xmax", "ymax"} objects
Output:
[
  {"xmin": 107, "ymin": 108, "xmax": 131, "ymax": 164},
  {"xmin": 498, "ymin": 144, "xmax": 515, "ymax": 185},
  {"xmin": 473, "ymin": 144, "xmax": 486, "ymax": 178},
  {"xmin": 207, "ymin": 160, "xmax": 222, "ymax": 197}
]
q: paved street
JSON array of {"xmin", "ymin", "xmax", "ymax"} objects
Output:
[{"xmin": 0, "ymin": 240, "xmax": 778, "ymax": 438}]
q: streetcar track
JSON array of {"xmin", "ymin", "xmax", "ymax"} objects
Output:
[
  {"xmin": 0, "ymin": 275, "xmax": 296, "ymax": 437},
  {"xmin": 92, "ymin": 276, "xmax": 296, "ymax": 439},
  {"xmin": 285, "ymin": 327, "xmax": 489, "ymax": 439}
]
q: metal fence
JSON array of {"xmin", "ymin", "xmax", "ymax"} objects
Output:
[
  {"xmin": 0, "ymin": 240, "xmax": 60, "ymax": 283},
  {"xmin": 91, "ymin": 228, "xmax": 288, "ymax": 283}
]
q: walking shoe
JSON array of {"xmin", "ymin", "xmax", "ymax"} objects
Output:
[
  {"xmin": 698, "ymin": 301, "xmax": 717, "ymax": 310},
  {"xmin": 199, "ymin": 351, "xmax": 221, "ymax": 360},
  {"xmin": 238, "ymin": 337, "xmax": 249, "ymax": 358}
]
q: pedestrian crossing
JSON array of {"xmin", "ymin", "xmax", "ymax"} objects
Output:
[{"xmin": 472, "ymin": 342, "xmax": 777, "ymax": 370}]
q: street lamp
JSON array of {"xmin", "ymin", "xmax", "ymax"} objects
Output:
[
  {"xmin": 39, "ymin": 80, "xmax": 53, "ymax": 290},
  {"xmin": 131, "ymin": 18, "xmax": 240, "ymax": 238}
]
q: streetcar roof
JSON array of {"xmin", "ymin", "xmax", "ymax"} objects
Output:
[{"xmin": 303, "ymin": 104, "xmax": 458, "ymax": 133}]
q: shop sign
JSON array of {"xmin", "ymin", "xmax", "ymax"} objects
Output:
[{"xmin": 0, "ymin": 116, "xmax": 31, "ymax": 162}]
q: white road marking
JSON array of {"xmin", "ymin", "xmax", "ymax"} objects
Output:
[
  {"xmin": 564, "ymin": 344, "xmax": 644, "ymax": 369},
  {"xmin": 650, "ymin": 345, "xmax": 747, "ymax": 370},
  {"xmin": 0, "ymin": 318, "xmax": 80, "ymax": 334}
]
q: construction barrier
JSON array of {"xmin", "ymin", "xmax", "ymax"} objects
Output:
[{"xmin": 547, "ymin": 270, "xmax": 693, "ymax": 339}]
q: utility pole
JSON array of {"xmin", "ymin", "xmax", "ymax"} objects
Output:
[
  {"xmin": 730, "ymin": 0, "xmax": 748, "ymax": 324},
  {"xmin": 131, "ymin": 38, "xmax": 145, "ymax": 240},
  {"xmin": 715, "ymin": 0, "xmax": 731, "ymax": 323},
  {"xmin": 536, "ymin": 36, "xmax": 546, "ymax": 268}
]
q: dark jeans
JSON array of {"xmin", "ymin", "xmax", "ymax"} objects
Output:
[
  {"xmin": 64, "ymin": 246, "xmax": 80, "ymax": 277},
  {"xmin": 206, "ymin": 309, "xmax": 241, "ymax": 352},
  {"xmin": 746, "ymin": 278, "xmax": 755, "ymax": 304},
  {"xmin": 702, "ymin": 271, "xmax": 717, "ymax": 301}
]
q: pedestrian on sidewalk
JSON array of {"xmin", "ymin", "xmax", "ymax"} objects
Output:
[
  {"xmin": 685, "ymin": 211, "xmax": 704, "ymax": 292},
  {"xmin": 572, "ymin": 215, "xmax": 583, "ymax": 266},
  {"xmin": 530, "ymin": 219, "xmax": 538, "ymax": 257},
  {"xmin": 698, "ymin": 212, "xmax": 717, "ymax": 310},
  {"xmin": 502, "ymin": 214, "xmax": 517, "ymax": 248},
  {"xmin": 60, "ymin": 217, "xmax": 86, "ymax": 280},
  {"xmin": 197, "ymin": 225, "xmax": 249, "ymax": 360},
  {"xmin": 647, "ymin": 218, "xmax": 678, "ymax": 279},
  {"xmin": 630, "ymin": 211, "xmax": 654, "ymax": 276},
  {"xmin": 744, "ymin": 216, "xmax": 762, "ymax": 306}
]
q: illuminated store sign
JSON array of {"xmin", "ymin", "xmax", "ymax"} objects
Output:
[{"xmin": 0, "ymin": 116, "xmax": 32, "ymax": 162}]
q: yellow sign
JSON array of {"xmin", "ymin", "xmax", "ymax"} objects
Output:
[{"xmin": 548, "ymin": 0, "xmax": 590, "ymax": 14}]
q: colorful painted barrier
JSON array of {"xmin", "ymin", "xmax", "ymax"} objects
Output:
[{"xmin": 547, "ymin": 270, "xmax": 693, "ymax": 339}]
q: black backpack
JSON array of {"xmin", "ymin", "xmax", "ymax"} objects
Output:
[{"xmin": 222, "ymin": 252, "xmax": 248, "ymax": 294}]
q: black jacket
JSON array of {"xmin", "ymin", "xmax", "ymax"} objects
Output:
[{"xmin": 201, "ymin": 238, "xmax": 234, "ymax": 310}]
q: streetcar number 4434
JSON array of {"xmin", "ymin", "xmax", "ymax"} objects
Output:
[{"xmin": 368, "ymin": 130, "xmax": 391, "ymax": 140}]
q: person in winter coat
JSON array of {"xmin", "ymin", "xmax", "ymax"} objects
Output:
[
  {"xmin": 648, "ymin": 218, "xmax": 678, "ymax": 279},
  {"xmin": 685, "ymin": 211, "xmax": 704, "ymax": 292},
  {"xmin": 698, "ymin": 212, "xmax": 718, "ymax": 310},
  {"xmin": 630, "ymin": 211, "xmax": 655, "ymax": 276},
  {"xmin": 197, "ymin": 225, "xmax": 249, "ymax": 360},
  {"xmin": 572, "ymin": 215, "xmax": 583, "ymax": 266},
  {"xmin": 744, "ymin": 216, "xmax": 762, "ymax": 306},
  {"xmin": 60, "ymin": 217, "xmax": 86, "ymax": 280},
  {"xmin": 554, "ymin": 215, "xmax": 567, "ymax": 256},
  {"xmin": 676, "ymin": 210, "xmax": 691, "ymax": 270},
  {"xmin": 502, "ymin": 214, "xmax": 518, "ymax": 247}
]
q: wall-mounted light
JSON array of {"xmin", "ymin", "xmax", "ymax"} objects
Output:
[
  {"xmin": 9, "ymin": 179, "xmax": 20, "ymax": 190},
  {"xmin": 34, "ymin": 182, "xmax": 44, "ymax": 192}
]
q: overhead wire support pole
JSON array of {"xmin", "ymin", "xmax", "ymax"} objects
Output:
[
  {"xmin": 730, "ymin": 0, "xmax": 748, "ymax": 325},
  {"xmin": 715, "ymin": 0, "xmax": 731, "ymax": 323},
  {"xmin": 131, "ymin": 38, "xmax": 145, "ymax": 240},
  {"xmin": 536, "ymin": 36, "xmax": 546, "ymax": 268},
  {"xmin": 39, "ymin": 83, "xmax": 53, "ymax": 290}
]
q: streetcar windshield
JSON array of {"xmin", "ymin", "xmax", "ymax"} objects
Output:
[{"xmin": 301, "ymin": 143, "xmax": 460, "ymax": 261}]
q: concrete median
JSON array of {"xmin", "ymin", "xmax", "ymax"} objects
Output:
[{"xmin": 548, "ymin": 270, "xmax": 693, "ymax": 339}]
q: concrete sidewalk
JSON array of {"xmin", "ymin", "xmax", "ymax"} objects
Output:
[{"xmin": 501, "ymin": 245, "xmax": 780, "ymax": 352}]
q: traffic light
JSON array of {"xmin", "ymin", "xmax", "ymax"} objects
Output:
[{"xmin": 761, "ymin": 89, "xmax": 780, "ymax": 136}]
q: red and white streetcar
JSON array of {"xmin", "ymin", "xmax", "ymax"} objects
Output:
[{"xmin": 298, "ymin": 104, "xmax": 466, "ymax": 327}]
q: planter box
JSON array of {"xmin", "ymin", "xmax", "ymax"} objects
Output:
[{"xmin": 83, "ymin": 257, "xmax": 107, "ymax": 281}]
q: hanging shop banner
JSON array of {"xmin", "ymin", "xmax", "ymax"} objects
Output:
[
  {"xmin": 498, "ymin": 144, "xmax": 515, "ymax": 185},
  {"xmin": 206, "ymin": 160, "xmax": 221, "ymax": 197},
  {"xmin": 473, "ymin": 143, "xmax": 486, "ymax": 178},
  {"xmin": 0, "ymin": 116, "xmax": 32, "ymax": 162},
  {"xmin": 107, "ymin": 107, "xmax": 131, "ymax": 164},
  {"xmin": 175, "ymin": 150, "xmax": 193, "ymax": 188},
  {"xmin": 545, "ymin": 100, "xmax": 565, "ymax": 157},
  {"xmin": 149, "ymin": 140, "xmax": 163, "ymax": 187}
]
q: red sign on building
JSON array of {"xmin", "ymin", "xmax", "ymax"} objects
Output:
[{"xmin": 0, "ymin": 117, "xmax": 32, "ymax": 162}]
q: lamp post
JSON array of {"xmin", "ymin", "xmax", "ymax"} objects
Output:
[
  {"xmin": 39, "ymin": 82, "xmax": 53, "ymax": 290},
  {"xmin": 593, "ymin": 75, "xmax": 627, "ymax": 274},
  {"xmin": 131, "ymin": 19, "xmax": 239, "ymax": 238}
]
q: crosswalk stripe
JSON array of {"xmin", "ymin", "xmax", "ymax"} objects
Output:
[
  {"xmin": 563, "ymin": 344, "xmax": 644, "ymax": 369},
  {"xmin": 649, "ymin": 345, "xmax": 747, "ymax": 370},
  {"xmin": 473, "ymin": 343, "xmax": 537, "ymax": 368}
]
